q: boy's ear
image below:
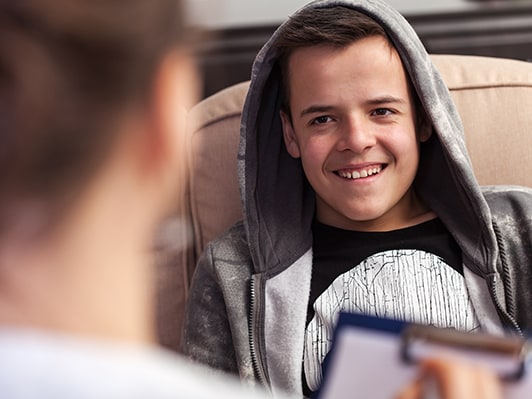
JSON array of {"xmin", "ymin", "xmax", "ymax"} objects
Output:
[
  {"xmin": 280, "ymin": 110, "xmax": 301, "ymax": 158},
  {"xmin": 418, "ymin": 114, "xmax": 433, "ymax": 143}
]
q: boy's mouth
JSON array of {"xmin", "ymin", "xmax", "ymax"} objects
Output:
[{"xmin": 335, "ymin": 164, "xmax": 386, "ymax": 180}]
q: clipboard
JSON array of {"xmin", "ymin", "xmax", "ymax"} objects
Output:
[{"xmin": 316, "ymin": 312, "xmax": 532, "ymax": 399}]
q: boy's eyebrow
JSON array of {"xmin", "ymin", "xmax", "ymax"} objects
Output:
[
  {"xmin": 366, "ymin": 95, "xmax": 407, "ymax": 106},
  {"xmin": 299, "ymin": 105, "xmax": 336, "ymax": 118},
  {"xmin": 299, "ymin": 96, "xmax": 408, "ymax": 118}
]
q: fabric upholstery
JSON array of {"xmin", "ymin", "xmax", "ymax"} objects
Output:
[
  {"xmin": 155, "ymin": 54, "xmax": 532, "ymax": 350},
  {"xmin": 433, "ymin": 55, "xmax": 532, "ymax": 187}
]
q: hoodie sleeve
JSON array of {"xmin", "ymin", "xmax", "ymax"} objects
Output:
[
  {"xmin": 483, "ymin": 186, "xmax": 532, "ymax": 332},
  {"xmin": 181, "ymin": 243, "xmax": 239, "ymax": 374}
]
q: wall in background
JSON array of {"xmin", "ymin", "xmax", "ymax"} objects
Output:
[
  {"xmin": 189, "ymin": 0, "xmax": 532, "ymax": 98},
  {"xmin": 186, "ymin": 0, "xmax": 504, "ymax": 29}
]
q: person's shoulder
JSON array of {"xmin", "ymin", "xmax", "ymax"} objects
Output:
[
  {"xmin": 207, "ymin": 220, "xmax": 247, "ymax": 248},
  {"xmin": 202, "ymin": 220, "xmax": 252, "ymax": 265},
  {"xmin": 481, "ymin": 185, "xmax": 532, "ymax": 208},
  {"xmin": 0, "ymin": 329, "xmax": 274, "ymax": 399},
  {"xmin": 481, "ymin": 185, "xmax": 532, "ymax": 229},
  {"xmin": 482, "ymin": 184, "xmax": 532, "ymax": 195}
]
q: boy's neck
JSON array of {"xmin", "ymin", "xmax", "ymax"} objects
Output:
[{"xmin": 316, "ymin": 190, "xmax": 436, "ymax": 232}]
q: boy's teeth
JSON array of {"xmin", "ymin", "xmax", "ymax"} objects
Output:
[{"xmin": 339, "ymin": 166, "xmax": 381, "ymax": 180}]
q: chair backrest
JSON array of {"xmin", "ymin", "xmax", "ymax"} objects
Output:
[{"xmin": 156, "ymin": 54, "xmax": 532, "ymax": 350}]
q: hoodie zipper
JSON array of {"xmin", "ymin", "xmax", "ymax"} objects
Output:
[
  {"xmin": 249, "ymin": 274, "xmax": 269, "ymax": 387},
  {"xmin": 489, "ymin": 222, "xmax": 523, "ymax": 336},
  {"xmin": 487, "ymin": 273, "xmax": 523, "ymax": 336}
]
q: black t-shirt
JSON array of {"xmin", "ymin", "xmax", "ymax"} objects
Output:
[
  {"xmin": 303, "ymin": 218, "xmax": 480, "ymax": 396},
  {"xmin": 307, "ymin": 218, "xmax": 463, "ymax": 324}
]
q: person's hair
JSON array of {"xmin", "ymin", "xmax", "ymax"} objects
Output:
[
  {"xmin": 275, "ymin": 6, "xmax": 391, "ymax": 119},
  {"xmin": 0, "ymin": 0, "xmax": 190, "ymax": 233}
]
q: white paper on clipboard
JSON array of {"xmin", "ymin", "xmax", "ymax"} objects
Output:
[{"xmin": 317, "ymin": 312, "xmax": 532, "ymax": 399}]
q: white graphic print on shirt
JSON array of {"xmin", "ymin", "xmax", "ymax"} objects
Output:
[{"xmin": 304, "ymin": 249, "xmax": 480, "ymax": 391}]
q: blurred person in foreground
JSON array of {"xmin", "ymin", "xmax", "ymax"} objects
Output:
[{"xmin": 0, "ymin": 0, "xmax": 275, "ymax": 397}]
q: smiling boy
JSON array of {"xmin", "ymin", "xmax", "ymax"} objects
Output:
[
  {"xmin": 182, "ymin": 1, "xmax": 532, "ymax": 397},
  {"xmin": 280, "ymin": 35, "xmax": 434, "ymax": 232},
  {"xmin": 275, "ymin": 13, "xmax": 478, "ymax": 395}
]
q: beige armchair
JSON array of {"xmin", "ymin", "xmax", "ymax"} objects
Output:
[{"xmin": 156, "ymin": 54, "xmax": 532, "ymax": 351}]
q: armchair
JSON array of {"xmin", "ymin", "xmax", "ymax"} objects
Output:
[{"xmin": 156, "ymin": 54, "xmax": 532, "ymax": 350}]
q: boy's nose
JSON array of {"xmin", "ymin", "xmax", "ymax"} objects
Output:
[{"xmin": 336, "ymin": 118, "xmax": 377, "ymax": 153}]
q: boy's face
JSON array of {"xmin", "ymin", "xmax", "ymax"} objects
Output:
[{"xmin": 281, "ymin": 36, "xmax": 431, "ymax": 232}]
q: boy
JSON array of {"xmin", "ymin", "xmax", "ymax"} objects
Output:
[{"xmin": 182, "ymin": 0, "xmax": 532, "ymax": 397}]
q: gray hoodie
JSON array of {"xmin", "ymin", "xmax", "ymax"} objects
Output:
[{"xmin": 182, "ymin": 0, "xmax": 532, "ymax": 397}]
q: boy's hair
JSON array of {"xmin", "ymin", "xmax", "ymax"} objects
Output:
[
  {"xmin": 0, "ymin": 0, "xmax": 190, "ymax": 233},
  {"xmin": 275, "ymin": 6, "xmax": 391, "ymax": 118}
]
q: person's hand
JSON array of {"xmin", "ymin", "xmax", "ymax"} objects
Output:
[{"xmin": 395, "ymin": 357, "xmax": 503, "ymax": 399}]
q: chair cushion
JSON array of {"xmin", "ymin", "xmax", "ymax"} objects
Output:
[
  {"xmin": 187, "ymin": 81, "xmax": 250, "ymax": 257},
  {"xmin": 431, "ymin": 54, "xmax": 532, "ymax": 187}
]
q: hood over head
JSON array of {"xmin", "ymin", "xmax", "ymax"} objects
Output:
[{"xmin": 238, "ymin": 0, "xmax": 498, "ymax": 276}]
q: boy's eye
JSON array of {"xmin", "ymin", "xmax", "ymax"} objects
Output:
[
  {"xmin": 371, "ymin": 108, "xmax": 393, "ymax": 117},
  {"xmin": 311, "ymin": 115, "xmax": 333, "ymax": 125}
]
